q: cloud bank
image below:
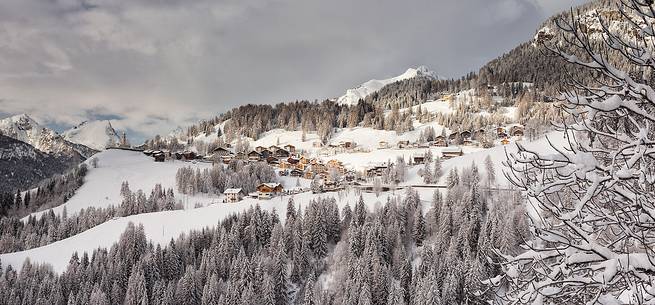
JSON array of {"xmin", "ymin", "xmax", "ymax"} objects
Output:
[{"xmin": 0, "ymin": 0, "xmax": 587, "ymax": 141}]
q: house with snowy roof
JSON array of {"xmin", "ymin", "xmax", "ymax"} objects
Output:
[{"xmin": 223, "ymin": 188, "xmax": 243, "ymax": 203}]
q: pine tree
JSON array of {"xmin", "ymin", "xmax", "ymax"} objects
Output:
[
  {"xmin": 124, "ymin": 267, "xmax": 147, "ymax": 305},
  {"xmin": 412, "ymin": 208, "xmax": 426, "ymax": 246},
  {"xmin": 433, "ymin": 157, "xmax": 443, "ymax": 183}
]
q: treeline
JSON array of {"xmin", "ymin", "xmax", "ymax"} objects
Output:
[
  {"xmin": 0, "ymin": 163, "xmax": 528, "ymax": 305},
  {"xmin": 0, "ymin": 183, "xmax": 180, "ymax": 254},
  {"xmin": 176, "ymin": 160, "xmax": 277, "ymax": 196},
  {"xmin": 0, "ymin": 164, "xmax": 88, "ymax": 219}
]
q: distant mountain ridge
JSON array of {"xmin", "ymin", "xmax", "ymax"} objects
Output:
[
  {"xmin": 336, "ymin": 66, "xmax": 442, "ymax": 106},
  {"xmin": 0, "ymin": 134, "xmax": 82, "ymax": 193},
  {"xmin": 63, "ymin": 120, "xmax": 121, "ymax": 151},
  {"xmin": 0, "ymin": 114, "xmax": 96, "ymax": 193}
]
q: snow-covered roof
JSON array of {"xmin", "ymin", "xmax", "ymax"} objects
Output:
[
  {"xmin": 224, "ymin": 188, "xmax": 243, "ymax": 194},
  {"xmin": 259, "ymin": 183, "xmax": 281, "ymax": 189}
]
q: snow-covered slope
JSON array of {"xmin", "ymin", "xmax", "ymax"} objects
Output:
[
  {"xmin": 27, "ymin": 149, "xmax": 213, "ymax": 219},
  {"xmin": 63, "ymin": 120, "xmax": 120, "ymax": 151},
  {"xmin": 337, "ymin": 66, "xmax": 441, "ymax": 106}
]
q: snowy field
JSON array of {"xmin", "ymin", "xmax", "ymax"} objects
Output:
[{"xmin": 26, "ymin": 150, "xmax": 214, "ymax": 220}]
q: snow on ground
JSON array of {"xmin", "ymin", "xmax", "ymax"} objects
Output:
[
  {"xmin": 2, "ymin": 188, "xmax": 435, "ymax": 273},
  {"xmin": 250, "ymin": 129, "xmax": 321, "ymax": 153},
  {"xmin": 26, "ymin": 149, "xmax": 311, "ymax": 221},
  {"xmin": 404, "ymin": 131, "xmax": 569, "ymax": 186},
  {"xmin": 407, "ymin": 100, "xmax": 454, "ymax": 115},
  {"xmin": 326, "ymin": 145, "xmax": 486, "ymax": 172}
]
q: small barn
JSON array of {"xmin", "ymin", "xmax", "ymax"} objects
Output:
[{"xmin": 284, "ymin": 144, "xmax": 296, "ymax": 153}]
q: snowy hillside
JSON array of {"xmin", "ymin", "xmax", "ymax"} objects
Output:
[
  {"xmin": 337, "ymin": 66, "xmax": 441, "ymax": 106},
  {"xmin": 63, "ymin": 120, "xmax": 121, "ymax": 151},
  {"xmin": 27, "ymin": 149, "xmax": 213, "ymax": 219}
]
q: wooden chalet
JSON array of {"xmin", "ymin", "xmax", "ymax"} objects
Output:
[
  {"xmin": 304, "ymin": 171, "xmax": 315, "ymax": 179},
  {"xmin": 501, "ymin": 138, "xmax": 510, "ymax": 145},
  {"xmin": 290, "ymin": 169, "xmax": 304, "ymax": 177},
  {"xmin": 283, "ymin": 144, "xmax": 296, "ymax": 153},
  {"xmin": 413, "ymin": 154, "xmax": 426, "ymax": 164},
  {"xmin": 274, "ymin": 148, "xmax": 290, "ymax": 159},
  {"xmin": 182, "ymin": 151, "xmax": 197, "ymax": 160},
  {"xmin": 433, "ymin": 135, "xmax": 447, "ymax": 147},
  {"xmin": 266, "ymin": 156, "xmax": 279, "ymax": 165},
  {"xmin": 255, "ymin": 146, "xmax": 267, "ymax": 153},
  {"xmin": 441, "ymin": 147, "xmax": 464, "ymax": 160},
  {"xmin": 259, "ymin": 149, "xmax": 272, "ymax": 159},
  {"xmin": 213, "ymin": 147, "xmax": 233, "ymax": 157},
  {"xmin": 248, "ymin": 151, "xmax": 262, "ymax": 161},
  {"xmin": 366, "ymin": 165, "xmax": 388, "ymax": 177},
  {"xmin": 397, "ymin": 140, "xmax": 410, "ymax": 148},
  {"xmin": 257, "ymin": 183, "xmax": 284, "ymax": 199},
  {"xmin": 153, "ymin": 152, "xmax": 166, "ymax": 162},
  {"xmin": 510, "ymin": 125, "xmax": 524, "ymax": 137},
  {"xmin": 221, "ymin": 153, "xmax": 235, "ymax": 164}
]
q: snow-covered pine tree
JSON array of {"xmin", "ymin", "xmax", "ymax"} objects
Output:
[{"xmin": 494, "ymin": 1, "xmax": 655, "ymax": 303}]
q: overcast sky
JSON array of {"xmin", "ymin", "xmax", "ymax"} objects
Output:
[{"xmin": 0, "ymin": 0, "xmax": 587, "ymax": 142}]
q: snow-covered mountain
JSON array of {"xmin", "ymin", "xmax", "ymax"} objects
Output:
[
  {"xmin": 336, "ymin": 65, "xmax": 441, "ymax": 106},
  {"xmin": 0, "ymin": 134, "xmax": 78, "ymax": 193},
  {"xmin": 0, "ymin": 114, "xmax": 96, "ymax": 158},
  {"xmin": 63, "ymin": 120, "xmax": 121, "ymax": 151}
]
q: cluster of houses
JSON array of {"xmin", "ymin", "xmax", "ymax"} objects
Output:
[
  {"xmin": 212, "ymin": 144, "xmax": 353, "ymax": 182},
  {"xmin": 377, "ymin": 124, "xmax": 525, "ymax": 151},
  {"xmin": 143, "ymin": 149, "xmax": 208, "ymax": 163}
]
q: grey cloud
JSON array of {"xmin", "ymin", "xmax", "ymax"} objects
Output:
[{"xmin": 0, "ymin": 0, "xmax": 588, "ymax": 141}]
